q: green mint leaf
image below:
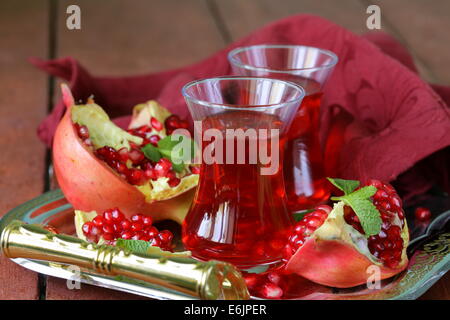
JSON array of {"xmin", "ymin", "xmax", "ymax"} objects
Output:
[
  {"xmin": 293, "ymin": 209, "xmax": 314, "ymax": 222},
  {"xmin": 158, "ymin": 135, "xmax": 196, "ymax": 160},
  {"xmin": 157, "ymin": 135, "xmax": 182, "ymax": 156},
  {"xmin": 158, "ymin": 135, "xmax": 196, "ymax": 173},
  {"xmin": 332, "ymin": 185, "xmax": 381, "ymax": 237},
  {"xmin": 347, "ymin": 185, "xmax": 377, "ymax": 199},
  {"xmin": 349, "ymin": 198, "xmax": 382, "ymax": 237},
  {"xmin": 171, "ymin": 161, "xmax": 185, "ymax": 173},
  {"xmin": 141, "ymin": 143, "xmax": 162, "ymax": 162},
  {"xmin": 327, "ymin": 177, "xmax": 360, "ymax": 195},
  {"xmin": 116, "ymin": 239, "xmax": 150, "ymax": 254}
]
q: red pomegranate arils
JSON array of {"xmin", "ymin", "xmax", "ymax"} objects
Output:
[
  {"xmin": 82, "ymin": 208, "xmax": 174, "ymax": 251},
  {"xmin": 148, "ymin": 135, "xmax": 161, "ymax": 146},
  {"xmin": 154, "ymin": 158, "xmax": 172, "ymax": 178},
  {"xmin": 150, "ymin": 117, "xmax": 163, "ymax": 131},
  {"xmin": 168, "ymin": 177, "xmax": 181, "ymax": 187}
]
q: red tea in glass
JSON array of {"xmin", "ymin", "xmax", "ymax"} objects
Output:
[
  {"xmin": 181, "ymin": 77, "xmax": 305, "ymax": 268},
  {"xmin": 228, "ymin": 45, "xmax": 338, "ymax": 212}
]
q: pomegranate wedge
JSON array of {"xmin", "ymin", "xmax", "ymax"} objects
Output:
[
  {"xmin": 284, "ymin": 179, "xmax": 409, "ymax": 288},
  {"xmin": 53, "ymin": 85, "xmax": 198, "ymax": 223}
]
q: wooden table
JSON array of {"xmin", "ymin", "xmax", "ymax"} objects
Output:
[{"xmin": 0, "ymin": 0, "xmax": 448, "ymax": 300}]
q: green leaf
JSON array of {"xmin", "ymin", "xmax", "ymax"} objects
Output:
[
  {"xmin": 157, "ymin": 135, "xmax": 182, "ymax": 156},
  {"xmin": 171, "ymin": 161, "xmax": 185, "ymax": 173},
  {"xmin": 349, "ymin": 198, "xmax": 382, "ymax": 237},
  {"xmin": 332, "ymin": 185, "xmax": 381, "ymax": 237},
  {"xmin": 116, "ymin": 239, "xmax": 150, "ymax": 254},
  {"xmin": 327, "ymin": 177, "xmax": 360, "ymax": 195},
  {"xmin": 346, "ymin": 185, "xmax": 377, "ymax": 199},
  {"xmin": 158, "ymin": 135, "xmax": 196, "ymax": 173},
  {"xmin": 293, "ymin": 209, "xmax": 314, "ymax": 222},
  {"xmin": 141, "ymin": 143, "xmax": 162, "ymax": 162}
]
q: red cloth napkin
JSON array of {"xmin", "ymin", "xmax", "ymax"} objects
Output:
[{"xmin": 32, "ymin": 14, "xmax": 450, "ymax": 197}]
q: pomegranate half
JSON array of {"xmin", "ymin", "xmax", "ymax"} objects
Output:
[
  {"xmin": 284, "ymin": 180, "xmax": 409, "ymax": 288},
  {"xmin": 53, "ymin": 85, "xmax": 198, "ymax": 223}
]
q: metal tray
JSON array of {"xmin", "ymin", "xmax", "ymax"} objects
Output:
[{"xmin": 1, "ymin": 189, "xmax": 449, "ymax": 300}]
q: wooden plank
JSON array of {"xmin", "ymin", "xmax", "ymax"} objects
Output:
[
  {"xmin": 371, "ymin": 0, "xmax": 450, "ymax": 84},
  {"xmin": 56, "ymin": 0, "xmax": 225, "ymax": 75},
  {"xmin": 0, "ymin": 0, "xmax": 49, "ymax": 300},
  {"xmin": 212, "ymin": 0, "xmax": 369, "ymax": 41},
  {"xmin": 45, "ymin": 0, "xmax": 224, "ymax": 299}
]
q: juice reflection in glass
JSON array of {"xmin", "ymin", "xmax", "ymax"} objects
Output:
[
  {"xmin": 228, "ymin": 45, "xmax": 338, "ymax": 211},
  {"xmin": 182, "ymin": 77, "xmax": 305, "ymax": 268}
]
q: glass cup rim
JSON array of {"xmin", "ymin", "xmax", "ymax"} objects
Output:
[
  {"xmin": 228, "ymin": 44, "xmax": 339, "ymax": 74},
  {"xmin": 181, "ymin": 76, "xmax": 305, "ymax": 111}
]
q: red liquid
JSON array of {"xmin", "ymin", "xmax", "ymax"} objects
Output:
[
  {"xmin": 283, "ymin": 78, "xmax": 330, "ymax": 211},
  {"xmin": 182, "ymin": 111, "xmax": 293, "ymax": 268}
]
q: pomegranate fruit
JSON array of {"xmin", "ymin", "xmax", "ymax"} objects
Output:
[
  {"xmin": 284, "ymin": 178, "xmax": 409, "ymax": 288},
  {"xmin": 75, "ymin": 208, "xmax": 174, "ymax": 251},
  {"xmin": 53, "ymin": 84, "xmax": 198, "ymax": 223}
]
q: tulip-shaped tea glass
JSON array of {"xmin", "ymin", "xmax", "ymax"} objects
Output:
[
  {"xmin": 182, "ymin": 77, "xmax": 305, "ymax": 268},
  {"xmin": 228, "ymin": 45, "xmax": 338, "ymax": 211}
]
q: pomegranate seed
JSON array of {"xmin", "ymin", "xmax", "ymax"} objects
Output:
[
  {"xmin": 103, "ymin": 209, "xmax": 114, "ymax": 223},
  {"xmin": 144, "ymin": 168, "xmax": 157, "ymax": 180},
  {"xmin": 102, "ymin": 224, "xmax": 115, "ymax": 234},
  {"xmin": 120, "ymin": 219, "xmax": 131, "ymax": 230},
  {"xmin": 131, "ymin": 214, "xmax": 144, "ymax": 223},
  {"xmin": 142, "ymin": 216, "xmax": 153, "ymax": 226},
  {"xmin": 128, "ymin": 149, "xmax": 145, "ymax": 165},
  {"xmin": 154, "ymin": 158, "xmax": 172, "ymax": 178},
  {"xmin": 77, "ymin": 124, "xmax": 90, "ymax": 139},
  {"xmin": 118, "ymin": 148, "xmax": 129, "ymax": 162},
  {"xmin": 103, "ymin": 233, "xmax": 115, "ymax": 241},
  {"xmin": 132, "ymin": 232, "xmax": 146, "ymax": 241},
  {"xmin": 149, "ymin": 135, "xmax": 161, "ymax": 146},
  {"xmin": 127, "ymin": 168, "xmax": 146, "ymax": 185},
  {"xmin": 84, "ymin": 138, "xmax": 93, "ymax": 146},
  {"xmin": 131, "ymin": 222, "xmax": 144, "ymax": 232},
  {"xmin": 415, "ymin": 207, "xmax": 431, "ymax": 222},
  {"xmin": 92, "ymin": 216, "xmax": 105, "ymax": 227},
  {"xmin": 158, "ymin": 230, "xmax": 173, "ymax": 243},
  {"xmin": 168, "ymin": 177, "xmax": 181, "ymax": 187},
  {"xmin": 189, "ymin": 165, "xmax": 200, "ymax": 174},
  {"xmin": 113, "ymin": 161, "xmax": 129, "ymax": 175},
  {"xmin": 82, "ymin": 222, "xmax": 94, "ymax": 235},
  {"xmin": 137, "ymin": 125, "xmax": 152, "ymax": 133},
  {"xmin": 150, "ymin": 117, "xmax": 163, "ymax": 131},
  {"xmin": 120, "ymin": 231, "xmax": 134, "ymax": 240},
  {"xmin": 150, "ymin": 237, "xmax": 162, "ymax": 247},
  {"xmin": 145, "ymin": 226, "xmax": 159, "ymax": 238},
  {"xmin": 260, "ymin": 283, "xmax": 283, "ymax": 299},
  {"xmin": 164, "ymin": 115, "xmax": 181, "ymax": 130},
  {"xmin": 366, "ymin": 179, "xmax": 383, "ymax": 189},
  {"xmin": 109, "ymin": 208, "xmax": 124, "ymax": 222}
]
